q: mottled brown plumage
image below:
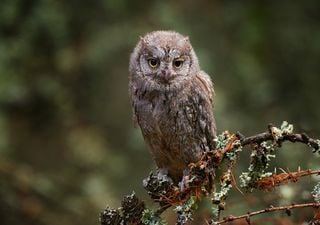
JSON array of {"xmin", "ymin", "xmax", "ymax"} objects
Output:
[{"xmin": 129, "ymin": 31, "xmax": 216, "ymax": 183}]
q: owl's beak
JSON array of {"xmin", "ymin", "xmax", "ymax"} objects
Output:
[{"xmin": 160, "ymin": 70, "xmax": 172, "ymax": 83}]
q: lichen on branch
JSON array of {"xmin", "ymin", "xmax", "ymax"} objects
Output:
[{"xmin": 100, "ymin": 122, "xmax": 320, "ymax": 225}]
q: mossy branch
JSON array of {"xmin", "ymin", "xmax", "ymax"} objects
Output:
[{"xmin": 100, "ymin": 122, "xmax": 320, "ymax": 225}]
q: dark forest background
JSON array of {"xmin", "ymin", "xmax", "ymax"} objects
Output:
[{"xmin": 0, "ymin": 1, "xmax": 320, "ymax": 224}]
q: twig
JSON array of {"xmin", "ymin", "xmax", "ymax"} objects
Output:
[
  {"xmin": 216, "ymin": 202, "xmax": 320, "ymax": 224},
  {"xmin": 256, "ymin": 169, "xmax": 320, "ymax": 190},
  {"xmin": 236, "ymin": 128, "xmax": 319, "ymax": 150}
]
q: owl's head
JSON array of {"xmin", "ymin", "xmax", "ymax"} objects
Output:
[{"xmin": 129, "ymin": 31, "xmax": 200, "ymax": 85}]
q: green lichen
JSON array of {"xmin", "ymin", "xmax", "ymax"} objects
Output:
[
  {"xmin": 240, "ymin": 122, "xmax": 296, "ymax": 191},
  {"xmin": 214, "ymin": 132, "xmax": 231, "ymax": 149},
  {"xmin": 271, "ymin": 121, "xmax": 294, "ymax": 141},
  {"xmin": 225, "ymin": 139, "xmax": 242, "ymax": 161},
  {"xmin": 214, "ymin": 132, "xmax": 242, "ymax": 162},
  {"xmin": 239, "ymin": 141, "xmax": 275, "ymax": 191},
  {"xmin": 141, "ymin": 209, "xmax": 167, "ymax": 225},
  {"xmin": 174, "ymin": 196, "xmax": 198, "ymax": 224},
  {"xmin": 212, "ymin": 171, "xmax": 232, "ymax": 204}
]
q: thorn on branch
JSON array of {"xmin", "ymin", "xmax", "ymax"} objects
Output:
[
  {"xmin": 285, "ymin": 208, "xmax": 291, "ymax": 216},
  {"xmin": 245, "ymin": 215, "xmax": 251, "ymax": 225}
]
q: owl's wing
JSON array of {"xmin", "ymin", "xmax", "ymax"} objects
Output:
[
  {"xmin": 192, "ymin": 71, "xmax": 217, "ymax": 149},
  {"xmin": 195, "ymin": 71, "xmax": 215, "ymax": 104}
]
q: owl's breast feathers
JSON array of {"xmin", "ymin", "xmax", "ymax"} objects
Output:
[{"xmin": 131, "ymin": 72, "xmax": 216, "ymax": 181}]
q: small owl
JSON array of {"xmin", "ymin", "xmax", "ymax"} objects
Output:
[{"xmin": 129, "ymin": 31, "xmax": 216, "ymax": 183}]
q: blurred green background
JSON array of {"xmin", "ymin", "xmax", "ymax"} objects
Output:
[{"xmin": 1, "ymin": 0, "xmax": 320, "ymax": 224}]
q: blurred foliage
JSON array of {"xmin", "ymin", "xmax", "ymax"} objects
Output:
[{"xmin": 0, "ymin": 0, "xmax": 320, "ymax": 225}]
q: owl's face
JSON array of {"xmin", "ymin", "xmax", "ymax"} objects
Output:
[
  {"xmin": 130, "ymin": 31, "xmax": 200, "ymax": 86},
  {"xmin": 139, "ymin": 46, "xmax": 192, "ymax": 84}
]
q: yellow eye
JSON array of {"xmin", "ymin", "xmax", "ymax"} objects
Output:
[
  {"xmin": 173, "ymin": 58, "xmax": 184, "ymax": 68},
  {"xmin": 148, "ymin": 58, "xmax": 159, "ymax": 68}
]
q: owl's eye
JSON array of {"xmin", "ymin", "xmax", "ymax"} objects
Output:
[
  {"xmin": 173, "ymin": 58, "xmax": 184, "ymax": 69},
  {"xmin": 148, "ymin": 58, "xmax": 160, "ymax": 68}
]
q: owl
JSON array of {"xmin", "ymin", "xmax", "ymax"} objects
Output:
[{"xmin": 129, "ymin": 31, "xmax": 216, "ymax": 183}]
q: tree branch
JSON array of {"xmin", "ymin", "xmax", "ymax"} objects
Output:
[
  {"xmin": 216, "ymin": 202, "xmax": 320, "ymax": 224},
  {"xmin": 100, "ymin": 122, "xmax": 320, "ymax": 225},
  {"xmin": 236, "ymin": 124, "xmax": 320, "ymax": 151},
  {"xmin": 256, "ymin": 169, "xmax": 320, "ymax": 190}
]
